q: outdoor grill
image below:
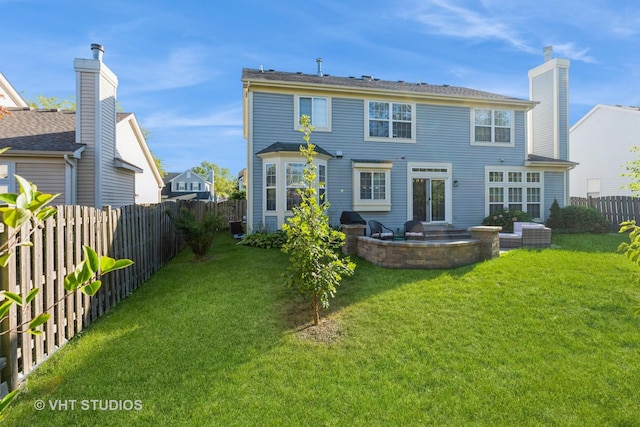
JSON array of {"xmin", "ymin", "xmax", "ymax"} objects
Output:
[{"xmin": 340, "ymin": 211, "xmax": 366, "ymax": 225}]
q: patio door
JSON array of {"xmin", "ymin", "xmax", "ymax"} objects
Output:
[
  {"xmin": 412, "ymin": 178, "xmax": 445, "ymax": 222},
  {"xmin": 408, "ymin": 163, "xmax": 452, "ymax": 224}
]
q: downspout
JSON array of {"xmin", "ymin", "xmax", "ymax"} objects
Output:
[{"xmin": 64, "ymin": 154, "xmax": 77, "ymax": 205}]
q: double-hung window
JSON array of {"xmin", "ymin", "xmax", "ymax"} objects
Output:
[
  {"xmin": 473, "ymin": 108, "xmax": 513, "ymax": 145},
  {"xmin": 487, "ymin": 168, "xmax": 543, "ymax": 219},
  {"xmin": 318, "ymin": 164, "xmax": 326, "ymax": 203},
  {"xmin": 295, "ymin": 95, "xmax": 331, "ymax": 131},
  {"xmin": 366, "ymin": 101, "xmax": 414, "ymax": 142},
  {"xmin": 0, "ymin": 163, "xmax": 11, "ymax": 194},
  {"xmin": 352, "ymin": 161, "xmax": 392, "ymax": 211},
  {"xmin": 265, "ymin": 163, "xmax": 277, "ymax": 211}
]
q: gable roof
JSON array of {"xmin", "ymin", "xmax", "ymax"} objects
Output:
[
  {"xmin": 242, "ymin": 68, "xmax": 534, "ymax": 108},
  {"xmin": 0, "ymin": 72, "xmax": 28, "ymax": 108},
  {"xmin": 0, "ymin": 108, "xmax": 83, "ymax": 154},
  {"xmin": 570, "ymin": 104, "xmax": 640, "ymax": 133}
]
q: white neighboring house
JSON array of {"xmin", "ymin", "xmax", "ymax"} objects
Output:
[
  {"xmin": 0, "ymin": 44, "xmax": 163, "ymax": 206},
  {"xmin": 570, "ymin": 104, "xmax": 640, "ymax": 198}
]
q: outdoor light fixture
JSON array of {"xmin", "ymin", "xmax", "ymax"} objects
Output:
[
  {"xmin": 336, "ymin": 150, "xmax": 343, "ymax": 158},
  {"xmin": 453, "ymin": 180, "xmax": 459, "ymax": 187}
]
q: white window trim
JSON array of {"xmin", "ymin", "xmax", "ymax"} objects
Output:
[
  {"xmin": 294, "ymin": 95, "xmax": 332, "ymax": 132},
  {"xmin": 259, "ymin": 152, "xmax": 329, "ymax": 226},
  {"xmin": 485, "ymin": 166, "xmax": 544, "ymax": 220},
  {"xmin": 0, "ymin": 161, "xmax": 15, "ymax": 195},
  {"xmin": 471, "ymin": 108, "xmax": 515, "ymax": 147},
  {"xmin": 352, "ymin": 161, "xmax": 393, "ymax": 211},
  {"xmin": 364, "ymin": 100, "xmax": 416, "ymax": 143},
  {"xmin": 406, "ymin": 162, "xmax": 452, "ymax": 224}
]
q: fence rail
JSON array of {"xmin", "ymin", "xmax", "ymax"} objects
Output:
[
  {"xmin": 0, "ymin": 199, "xmax": 245, "ymax": 393},
  {"xmin": 570, "ymin": 196, "xmax": 640, "ymax": 228}
]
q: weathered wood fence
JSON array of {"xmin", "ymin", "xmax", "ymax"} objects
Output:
[
  {"xmin": 570, "ymin": 196, "xmax": 640, "ymax": 228},
  {"xmin": 0, "ymin": 199, "xmax": 245, "ymax": 395}
]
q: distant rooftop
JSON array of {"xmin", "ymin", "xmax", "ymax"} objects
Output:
[{"xmin": 242, "ymin": 68, "xmax": 528, "ymax": 103}]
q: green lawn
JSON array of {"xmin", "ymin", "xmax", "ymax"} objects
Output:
[{"xmin": 3, "ymin": 232, "xmax": 640, "ymax": 426}]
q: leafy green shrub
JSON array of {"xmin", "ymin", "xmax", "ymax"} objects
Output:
[
  {"xmin": 238, "ymin": 230, "xmax": 287, "ymax": 249},
  {"xmin": 168, "ymin": 208, "xmax": 224, "ymax": 257},
  {"xmin": 482, "ymin": 208, "xmax": 533, "ymax": 232},
  {"xmin": 558, "ymin": 205, "xmax": 611, "ymax": 234},
  {"xmin": 546, "ymin": 198, "xmax": 563, "ymax": 230}
]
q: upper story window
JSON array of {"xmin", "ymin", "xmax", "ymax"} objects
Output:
[
  {"xmin": 176, "ymin": 181, "xmax": 186, "ymax": 191},
  {"xmin": 295, "ymin": 96, "xmax": 331, "ymax": 131},
  {"xmin": 472, "ymin": 108, "xmax": 514, "ymax": 146},
  {"xmin": 366, "ymin": 101, "xmax": 415, "ymax": 142}
]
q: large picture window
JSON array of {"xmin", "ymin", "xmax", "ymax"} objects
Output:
[
  {"xmin": 286, "ymin": 162, "xmax": 305, "ymax": 210},
  {"xmin": 366, "ymin": 101, "xmax": 414, "ymax": 142},
  {"xmin": 473, "ymin": 108, "xmax": 513, "ymax": 145},
  {"xmin": 487, "ymin": 168, "xmax": 542, "ymax": 219},
  {"xmin": 295, "ymin": 95, "xmax": 331, "ymax": 131}
]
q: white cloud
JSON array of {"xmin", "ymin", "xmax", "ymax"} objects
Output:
[{"xmin": 143, "ymin": 104, "xmax": 242, "ymax": 128}]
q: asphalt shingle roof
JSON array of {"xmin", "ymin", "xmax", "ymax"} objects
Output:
[
  {"xmin": 0, "ymin": 108, "xmax": 80, "ymax": 152},
  {"xmin": 242, "ymin": 68, "xmax": 527, "ymax": 102},
  {"xmin": 0, "ymin": 109, "xmax": 134, "ymax": 153}
]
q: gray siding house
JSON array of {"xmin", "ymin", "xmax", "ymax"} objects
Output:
[
  {"xmin": 242, "ymin": 49, "xmax": 576, "ymax": 233},
  {"xmin": 0, "ymin": 44, "xmax": 163, "ymax": 206}
]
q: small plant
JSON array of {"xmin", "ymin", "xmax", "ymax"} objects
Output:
[
  {"xmin": 238, "ymin": 230, "xmax": 287, "ymax": 249},
  {"xmin": 167, "ymin": 208, "xmax": 223, "ymax": 257},
  {"xmin": 482, "ymin": 208, "xmax": 533, "ymax": 233}
]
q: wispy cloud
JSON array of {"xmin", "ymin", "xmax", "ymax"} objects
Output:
[
  {"xmin": 143, "ymin": 104, "xmax": 242, "ymax": 128},
  {"xmin": 398, "ymin": 0, "xmax": 597, "ymax": 62}
]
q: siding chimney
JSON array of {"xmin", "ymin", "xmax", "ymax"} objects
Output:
[
  {"xmin": 91, "ymin": 43, "xmax": 104, "ymax": 61},
  {"xmin": 316, "ymin": 58, "xmax": 323, "ymax": 77},
  {"xmin": 543, "ymin": 46, "xmax": 553, "ymax": 62}
]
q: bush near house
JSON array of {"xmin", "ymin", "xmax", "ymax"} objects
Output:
[
  {"xmin": 238, "ymin": 230, "xmax": 287, "ymax": 249},
  {"xmin": 482, "ymin": 208, "xmax": 533, "ymax": 232},
  {"xmin": 554, "ymin": 205, "xmax": 611, "ymax": 234}
]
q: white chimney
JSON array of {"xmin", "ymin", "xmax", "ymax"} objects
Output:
[
  {"xmin": 316, "ymin": 58, "xmax": 323, "ymax": 77},
  {"xmin": 91, "ymin": 43, "xmax": 104, "ymax": 61},
  {"xmin": 543, "ymin": 46, "xmax": 553, "ymax": 62}
]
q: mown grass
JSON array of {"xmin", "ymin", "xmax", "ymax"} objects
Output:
[{"xmin": 3, "ymin": 232, "xmax": 640, "ymax": 426}]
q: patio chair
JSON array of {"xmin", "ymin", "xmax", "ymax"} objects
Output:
[
  {"xmin": 368, "ymin": 220, "xmax": 394, "ymax": 240},
  {"xmin": 404, "ymin": 220, "xmax": 425, "ymax": 240}
]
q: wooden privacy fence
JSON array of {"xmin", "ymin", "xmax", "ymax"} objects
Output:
[
  {"xmin": 570, "ymin": 196, "xmax": 640, "ymax": 228},
  {"xmin": 0, "ymin": 199, "xmax": 246, "ymax": 394}
]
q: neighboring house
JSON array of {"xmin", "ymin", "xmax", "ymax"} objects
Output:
[
  {"xmin": 161, "ymin": 170, "xmax": 214, "ymax": 201},
  {"xmin": 237, "ymin": 168, "xmax": 247, "ymax": 191},
  {"xmin": 0, "ymin": 44, "xmax": 163, "ymax": 206},
  {"xmin": 242, "ymin": 48, "xmax": 577, "ymax": 232},
  {"xmin": 569, "ymin": 104, "xmax": 640, "ymax": 198},
  {"xmin": 0, "ymin": 71, "xmax": 29, "ymax": 109}
]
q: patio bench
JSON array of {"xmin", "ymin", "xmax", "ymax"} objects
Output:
[{"xmin": 499, "ymin": 221, "xmax": 552, "ymax": 249}]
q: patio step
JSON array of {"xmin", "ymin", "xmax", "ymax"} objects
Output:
[{"xmin": 422, "ymin": 228, "xmax": 471, "ymax": 240}]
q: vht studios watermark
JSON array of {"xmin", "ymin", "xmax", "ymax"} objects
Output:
[{"xmin": 34, "ymin": 399, "xmax": 143, "ymax": 411}]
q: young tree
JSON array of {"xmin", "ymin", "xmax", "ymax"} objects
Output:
[
  {"xmin": 281, "ymin": 116, "xmax": 355, "ymax": 326},
  {"xmin": 26, "ymin": 95, "xmax": 76, "ymax": 110},
  {"xmin": 191, "ymin": 161, "xmax": 236, "ymax": 198},
  {"xmin": 619, "ymin": 146, "xmax": 640, "ymax": 293}
]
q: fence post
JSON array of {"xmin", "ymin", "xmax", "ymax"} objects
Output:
[{"xmin": 0, "ymin": 223, "xmax": 18, "ymax": 394}]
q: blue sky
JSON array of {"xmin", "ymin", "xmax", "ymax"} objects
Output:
[{"xmin": 1, "ymin": 0, "xmax": 639, "ymax": 175}]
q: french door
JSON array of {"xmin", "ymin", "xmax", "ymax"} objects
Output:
[
  {"xmin": 408, "ymin": 163, "xmax": 451, "ymax": 224},
  {"xmin": 412, "ymin": 178, "xmax": 445, "ymax": 222}
]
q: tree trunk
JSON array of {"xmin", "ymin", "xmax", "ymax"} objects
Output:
[{"xmin": 313, "ymin": 291, "xmax": 319, "ymax": 326}]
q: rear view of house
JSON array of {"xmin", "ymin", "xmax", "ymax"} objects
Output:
[{"xmin": 242, "ymin": 49, "xmax": 576, "ymax": 233}]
